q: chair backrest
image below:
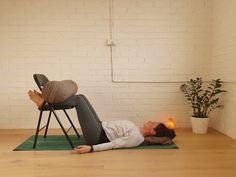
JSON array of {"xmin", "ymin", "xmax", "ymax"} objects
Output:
[{"xmin": 33, "ymin": 74, "xmax": 49, "ymax": 91}]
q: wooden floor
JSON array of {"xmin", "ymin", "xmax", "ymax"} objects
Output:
[{"xmin": 0, "ymin": 128, "xmax": 236, "ymax": 177}]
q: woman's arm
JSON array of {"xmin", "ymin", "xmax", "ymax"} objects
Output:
[{"xmin": 74, "ymin": 133, "xmax": 144, "ymax": 154}]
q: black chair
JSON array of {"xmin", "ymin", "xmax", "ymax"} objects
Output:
[{"xmin": 32, "ymin": 74, "xmax": 80, "ymax": 148}]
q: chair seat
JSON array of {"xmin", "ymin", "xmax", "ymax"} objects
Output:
[
  {"xmin": 38, "ymin": 104, "xmax": 74, "ymax": 111},
  {"xmin": 38, "ymin": 96, "xmax": 76, "ymax": 111}
]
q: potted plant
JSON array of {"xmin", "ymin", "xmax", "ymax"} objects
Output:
[{"xmin": 181, "ymin": 78, "xmax": 226, "ymax": 134}]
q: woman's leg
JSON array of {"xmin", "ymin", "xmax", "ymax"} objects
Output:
[
  {"xmin": 71, "ymin": 95, "xmax": 104, "ymax": 145},
  {"xmin": 78, "ymin": 94, "xmax": 102, "ymax": 124}
]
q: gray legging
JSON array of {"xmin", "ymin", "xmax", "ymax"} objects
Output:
[{"xmin": 57, "ymin": 94, "xmax": 109, "ymax": 145}]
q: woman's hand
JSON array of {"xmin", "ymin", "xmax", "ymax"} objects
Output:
[{"xmin": 73, "ymin": 145, "xmax": 92, "ymax": 154}]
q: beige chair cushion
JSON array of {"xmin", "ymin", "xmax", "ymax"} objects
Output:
[{"xmin": 42, "ymin": 80, "xmax": 78, "ymax": 104}]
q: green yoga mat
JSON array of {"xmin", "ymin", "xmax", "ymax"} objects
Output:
[{"xmin": 14, "ymin": 135, "xmax": 178, "ymax": 151}]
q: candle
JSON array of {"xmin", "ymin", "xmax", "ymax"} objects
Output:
[{"xmin": 166, "ymin": 118, "xmax": 174, "ymax": 129}]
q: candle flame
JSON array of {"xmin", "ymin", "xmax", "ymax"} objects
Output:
[{"xmin": 166, "ymin": 118, "xmax": 174, "ymax": 129}]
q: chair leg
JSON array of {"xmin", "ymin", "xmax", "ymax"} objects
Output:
[
  {"xmin": 51, "ymin": 108, "xmax": 74, "ymax": 148},
  {"xmin": 44, "ymin": 110, "xmax": 52, "ymax": 138},
  {"xmin": 33, "ymin": 110, "xmax": 44, "ymax": 148},
  {"xmin": 63, "ymin": 109, "xmax": 80, "ymax": 138}
]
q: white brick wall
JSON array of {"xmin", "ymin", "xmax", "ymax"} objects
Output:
[
  {"xmin": 0, "ymin": 0, "xmax": 196, "ymax": 129},
  {"xmin": 0, "ymin": 0, "xmax": 234, "ymax": 140},
  {"xmin": 113, "ymin": 0, "xmax": 212, "ymax": 82},
  {"xmin": 211, "ymin": 0, "xmax": 236, "ymax": 139},
  {"xmin": 212, "ymin": 0, "xmax": 236, "ymax": 82}
]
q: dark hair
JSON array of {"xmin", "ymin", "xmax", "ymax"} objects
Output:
[{"xmin": 154, "ymin": 123, "xmax": 176, "ymax": 139}]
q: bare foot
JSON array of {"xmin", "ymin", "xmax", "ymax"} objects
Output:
[
  {"xmin": 33, "ymin": 90, "xmax": 42, "ymax": 96},
  {"xmin": 28, "ymin": 90, "xmax": 44, "ymax": 107}
]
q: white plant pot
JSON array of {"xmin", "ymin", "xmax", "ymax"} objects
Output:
[{"xmin": 191, "ymin": 117, "xmax": 209, "ymax": 134}]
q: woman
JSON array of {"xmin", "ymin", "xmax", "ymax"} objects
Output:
[{"xmin": 28, "ymin": 82, "xmax": 175, "ymax": 154}]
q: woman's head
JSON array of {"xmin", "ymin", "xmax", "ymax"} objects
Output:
[
  {"xmin": 142, "ymin": 121, "xmax": 176, "ymax": 139},
  {"xmin": 154, "ymin": 123, "xmax": 176, "ymax": 139}
]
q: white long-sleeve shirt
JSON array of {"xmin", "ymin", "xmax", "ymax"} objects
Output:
[{"xmin": 93, "ymin": 120, "xmax": 145, "ymax": 152}]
